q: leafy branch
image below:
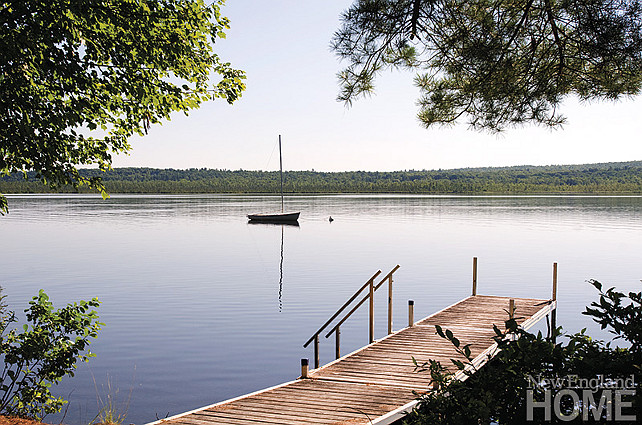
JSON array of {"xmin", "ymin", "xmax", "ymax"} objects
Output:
[
  {"xmin": 0, "ymin": 289, "xmax": 102, "ymax": 420},
  {"xmin": 334, "ymin": 0, "xmax": 642, "ymax": 131}
]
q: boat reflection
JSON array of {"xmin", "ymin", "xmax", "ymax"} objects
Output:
[{"xmin": 247, "ymin": 220, "xmax": 300, "ymax": 228}]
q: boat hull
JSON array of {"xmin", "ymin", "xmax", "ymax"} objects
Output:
[{"xmin": 247, "ymin": 212, "xmax": 300, "ymax": 223}]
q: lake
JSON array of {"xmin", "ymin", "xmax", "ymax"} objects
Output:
[{"xmin": 1, "ymin": 194, "xmax": 641, "ymax": 424}]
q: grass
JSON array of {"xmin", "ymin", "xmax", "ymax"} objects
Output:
[{"xmin": 91, "ymin": 374, "xmax": 133, "ymax": 425}]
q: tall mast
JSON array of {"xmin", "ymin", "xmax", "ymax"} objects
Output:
[{"xmin": 279, "ymin": 135, "xmax": 284, "ymax": 213}]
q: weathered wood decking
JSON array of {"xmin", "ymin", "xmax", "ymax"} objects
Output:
[{"xmin": 150, "ymin": 295, "xmax": 555, "ymax": 425}]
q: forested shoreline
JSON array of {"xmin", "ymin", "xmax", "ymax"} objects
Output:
[{"xmin": 2, "ymin": 161, "xmax": 642, "ymax": 195}]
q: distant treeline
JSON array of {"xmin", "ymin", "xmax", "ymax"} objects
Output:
[{"xmin": 3, "ymin": 161, "xmax": 642, "ymax": 194}]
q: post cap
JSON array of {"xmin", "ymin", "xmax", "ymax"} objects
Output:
[
  {"xmin": 408, "ymin": 300, "xmax": 414, "ymax": 305},
  {"xmin": 301, "ymin": 358, "xmax": 309, "ymax": 366}
]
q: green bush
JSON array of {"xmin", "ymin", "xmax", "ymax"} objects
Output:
[
  {"xmin": 0, "ymin": 289, "xmax": 102, "ymax": 420},
  {"xmin": 404, "ymin": 281, "xmax": 641, "ymax": 424}
]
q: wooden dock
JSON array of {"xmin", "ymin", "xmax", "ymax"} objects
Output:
[{"xmin": 149, "ymin": 292, "xmax": 556, "ymax": 425}]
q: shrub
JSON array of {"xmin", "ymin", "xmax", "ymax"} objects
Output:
[
  {"xmin": 0, "ymin": 289, "xmax": 102, "ymax": 420},
  {"xmin": 404, "ymin": 281, "xmax": 641, "ymax": 424}
]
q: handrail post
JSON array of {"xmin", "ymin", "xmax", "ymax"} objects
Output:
[
  {"xmin": 314, "ymin": 335, "xmax": 319, "ymax": 369},
  {"xmin": 552, "ymin": 262, "xmax": 558, "ymax": 301},
  {"xmin": 408, "ymin": 300, "xmax": 414, "ymax": 327},
  {"xmin": 335, "ymin": 327, "xmax": 341, "ymax": 359},
  {"xmin": 387, "ymin": 274, "xmax": 393, "ymax": 334},
  {"xmin": 472, "ymin": 257, "xmax": 478, "ymax": 296},
  {"xmin": 369, "ymin": 276, "xmax": 374, "ymax": 344},
  {"xmin": 552, "ymin": 262, "xmax": 558, "ymax": 344}
]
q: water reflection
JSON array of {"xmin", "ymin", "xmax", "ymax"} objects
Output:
[
  {"xmin": 246, "ymin": 220, "xmax": 300, "ymax": 228},
  {"xmin": 247, "ymin": 221, "xmax": 299, "ymax": 312},
  {"xmin": 279, "ymin": 226, "xmax": 283, "ymax": 312}
]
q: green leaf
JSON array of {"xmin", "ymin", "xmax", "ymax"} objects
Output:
[
  {"xmin": 589, "ymin": 279, "xmax": 603, "ymax": 291},
  {"xmin": 493, "ymin": 324, "xmax": 503, "ymax": 336},
  {"xmin": 451, "ymin": 359, "xmax": 465, "ymax": 370},
  {"xmin": 435, "ymin": 325, "xmax": 445, "ymax": 338},
  {"xmin": 463, "ymin": 345, "xmax": 471, "ymax": 358}
]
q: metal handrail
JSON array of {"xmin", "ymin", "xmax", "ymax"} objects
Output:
[
  {"xmin": 302, "ymin": 265, "xmax": 400, "ymax": 369},
  {"xmin": 326, "ymin": 264, "xmax": 400, "ymax": 339},
  {"xmin": 303, "ymin": 270, "xmax": 382, "ymax": 349}
]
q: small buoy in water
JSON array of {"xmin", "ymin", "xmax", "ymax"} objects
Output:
[{"xmin": 329, "ymin": 216, "xmax": 334, "ymax": 222}]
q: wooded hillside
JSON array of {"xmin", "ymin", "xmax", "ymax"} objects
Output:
[{"xmin": 2, "ymin": 161, "xmax": 642, "ymax": 194}]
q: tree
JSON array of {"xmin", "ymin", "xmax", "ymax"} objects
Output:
[
  {"xmin": 333, "ymin": 0, "xmax": 642, "ymax": 132},
  {"xmin": 0, "ymin": 0, "xmax": 246, "ymax": 214}
]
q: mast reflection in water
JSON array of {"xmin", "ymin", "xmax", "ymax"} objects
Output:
[{"xmin": 247, "ymin": 220, "xmax": 299, "ymax": 312}]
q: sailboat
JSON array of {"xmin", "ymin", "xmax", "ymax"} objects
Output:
[{"xmin": 247, "ymin": 135, "xmax": 300, "ymax": 223}]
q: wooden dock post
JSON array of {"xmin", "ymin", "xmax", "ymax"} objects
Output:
[
  {"xmin": 300, "ymin": 358, "xmax": 309, "ymax": 379},
  {"xmin": 552, "ymin": 262, "xmax": 558, "ymax": 301},
  {"xmin": 335, "ymin": 326, "xmax": 341, "ymax": 359},
  {"xmin": 408, "ymin": 300, "xmax": 414, "ymax": 327},
  {"xmin": 552, "ymin": 262, "xmax": 558, "ymax": 344},
  {"xmin": 369, "ymin": 276, "xmax": 375, "ymax": 343},
  {"xmin": 472, "ymin": 257, "xmax": 478, "ymax": 296},
  {"xmin": 314, "ymin": 335, "xmax": 320, "ymax": 369},
  {"xmin": 388, "ymin": 273, "xmax": 393, "ymax": 334}
]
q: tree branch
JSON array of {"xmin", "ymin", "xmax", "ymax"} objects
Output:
[
  {"xmin": 544, "ymin": 0, "xmax": 565, "ymax": 78},
  {"xmin": 410, "ymin": 0, "xmax": 421, "ymax": 39}
]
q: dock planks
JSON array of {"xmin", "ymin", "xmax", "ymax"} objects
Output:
[{"xmin": 150, "ymin": 295, "xmax": 555, "ymax": 425}]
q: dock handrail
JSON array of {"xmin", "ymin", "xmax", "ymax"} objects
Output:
[
  {"xmin": 303, "ymin": 265, "xmax": 400, "ymax": 369},
  {"xmin": 303, "ymin": 270, "xmax": 382, "ymax": 349},
  {"xmin": 326, "ymin": 264, "xmax": 400, "ymax": 340}
]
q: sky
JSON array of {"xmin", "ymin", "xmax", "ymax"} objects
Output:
[{"xmin": 111, "ymin": 0, "xmax": 642, "ymax": 172}]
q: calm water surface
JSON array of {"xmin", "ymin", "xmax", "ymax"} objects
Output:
[{"xmin": 1, "ymin": 194, "xmax": 641, "ymax": 424}]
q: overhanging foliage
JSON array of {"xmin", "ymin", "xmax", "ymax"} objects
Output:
[
  {"xmin": 334, "ymin": 0, "xmax": 642, "ymax": 131},
  {"xmin": 0, "ymin": 0, "xmax": 246, "ymax": 213}
]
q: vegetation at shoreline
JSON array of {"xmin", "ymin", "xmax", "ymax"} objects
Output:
[
  {"xmin": 0, "ymin": 289, "xmax": 102, "ymax": 420},
  {"xmin": 2, "ymin": 161, "xmax": 642, "ymax": 196},
  {"xmin": 403, "ymin": 280, "xmax": 641, "ymax": 424}
]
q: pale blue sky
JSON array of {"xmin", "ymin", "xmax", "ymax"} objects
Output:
[{"xmin": 112, "ymin": 0, "xmax": 642, "ymax": 172}]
